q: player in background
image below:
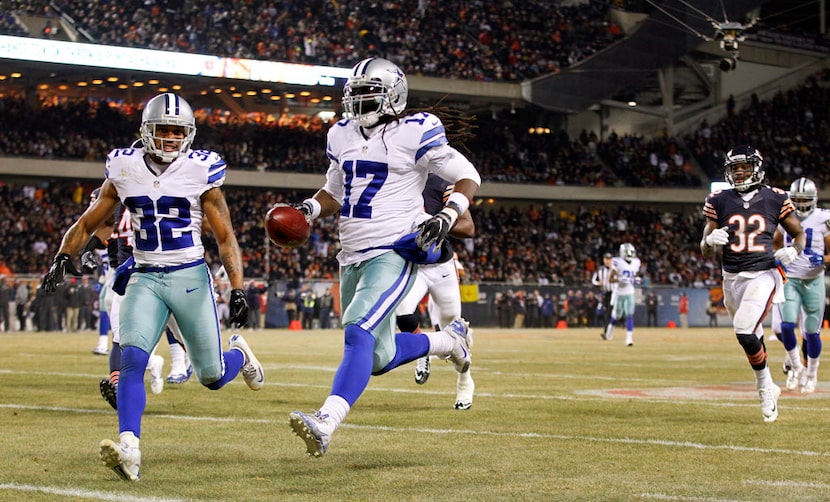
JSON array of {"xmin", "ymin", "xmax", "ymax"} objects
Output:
[
  {"xmin": 214, "ymin": 265, "xmax": 232, "ymax": 329},
  {"xmin": 602, "ymin": 243, "xmax": 641, "ymax": 346},
  {"xmin": 93, "ymin": 196, "xmax": 193, "ymax": 410},
  {"xmin": 772, "ymin": 177, "xmax": 829, "ymax": 393},
  {"xmin": 41, "ymin": 93, "xmax": 262, "ymax": 481},
  {"xmin": 287, "ymin": 57, "xmax": 480, "ymax": 457},
  {"xmin": 82, "ymin": 188, "xmax": 114, "ymax": 357},
  {"xmin": 701, "ymin": 145, "xmax": 805, "ymax": 423},
  {"xmin": 592, "ymin": 252, "xmax": 615, "ymax": 334},
  {"xmin": 770, "ymin": 304, "xmax": 808, "ymax": 386},
  {"xmin": 396, "ymin": 174, "xmax": 476, "ymax": 410}
]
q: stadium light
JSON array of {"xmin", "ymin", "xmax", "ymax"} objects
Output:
[{"xmin": 0, "ymin": 35, "xmax": 351, "ymax": 86}]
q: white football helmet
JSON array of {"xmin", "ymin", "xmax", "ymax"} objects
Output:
[
  {"xmin": 140, "ymin": 93, "xmax": 196, "ymax": 163},
  {"xmin": 789, "ymin": 177, "xmax": 818, "ymax": 218},
  {"xmin": 724, "ymin": 145, "xmax": 764, "ymax": 193},
  {"xmin": 342, "ymin": 57, "xmax": 408, "ymax": 128},
  {"xmin": 619, "ymin": 243, "xmax": 636, "ymax": 262}
]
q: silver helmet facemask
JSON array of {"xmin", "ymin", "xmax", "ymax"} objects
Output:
[
  {"xmin": 140, "ymin": 93, "xmax": 196, "ymax": 163},
  {"xmin": 619, "ymin": 243, "xmax": 636, "ymax": 262},
  {"xmin": 342, "ymin": 57, "xmax": 408, "ymax": 128},
  {"xmin": 789, "ymin": 177, "xmax": 818, "ymax": 218}
]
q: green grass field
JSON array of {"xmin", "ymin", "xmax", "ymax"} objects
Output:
[{"xmin": 2, "ymin": 326, "xmax": 830, "ymax": 501}]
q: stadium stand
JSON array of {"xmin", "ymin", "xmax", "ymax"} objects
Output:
[
  {"xmin": 0, "ymin": 0, "xmax": 825, "ymax": 303},
  {"xmin": 5, "ymin": 0, "xmax": 624, "ymax": 81}
]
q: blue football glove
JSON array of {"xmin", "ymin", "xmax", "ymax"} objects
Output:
[{"xmin": 805, "ymin": 249, "xmax": 824, "ymax": 268}]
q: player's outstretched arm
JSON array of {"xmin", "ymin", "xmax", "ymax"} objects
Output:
[{"xmin": 202, "ymin": 187, "xmax": 244, "ymax": 290}]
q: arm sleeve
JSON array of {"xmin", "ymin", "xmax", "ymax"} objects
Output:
[{"xmin": 429, "ymin": 145, "xmax": 481, "ymax": 187}]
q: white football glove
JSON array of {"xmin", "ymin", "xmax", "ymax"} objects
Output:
[
  {"xmin": 774, "ymin": 246, "xmax": 799, "ymax": 266},
  {"xmin": 705, "ymin": 226, "xmax": 729, "ymax": 246}
]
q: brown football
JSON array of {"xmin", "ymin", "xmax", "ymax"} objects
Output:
[{"xmin": 265, "ymin": 204, "xmax": 311, "ymax": 248}]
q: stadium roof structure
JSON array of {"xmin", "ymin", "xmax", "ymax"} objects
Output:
[{"xmin": 523, "ymin": 0, "xmax": 765, "ymax": 115}]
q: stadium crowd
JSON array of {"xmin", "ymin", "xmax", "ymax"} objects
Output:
[
  {"xmin": 0, "ymin": 0, "xmax": 826, "ymax": 333},
  {"xmin": 8, "ymin": 0, "xmax": 624, "ymax": 82},
  {"xmin": 0, "ymin": 179, "xmax": 717, "ymax": 290},
  {"xmin": 2, "ymin": 71, "xmax": 829, "ymax": 188}
]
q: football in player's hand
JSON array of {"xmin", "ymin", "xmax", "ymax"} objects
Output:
[{"xmin": 265, "ymin": 204, "xmax": 310, "ymax": 248}]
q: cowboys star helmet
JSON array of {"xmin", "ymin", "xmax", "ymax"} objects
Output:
[
  {"xmin": 619, "ymin": 243, "xmax": 636, "ymax": 262},
  {"xmin": 140, "ymin": 93, "xmax": 196, "ymax": 163},
  {"xmin": 724, "ymin": 145, "xmax": 764, "ymax": 193},
  {"xmin": 789, "ymin": 177, "xmax": 818, "ymax": 218},
  {"xmin": 342, "ymin": 57, "xmax": 408, "ymax": 128}
]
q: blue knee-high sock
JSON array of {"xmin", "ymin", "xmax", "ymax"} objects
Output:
[
  {"xmin": 330, "ymin": 324, "xmax": 375, "ymax": 406},
  {"xmin": 109, "ymin": 342, "xmax": 122, "ymax": 375},
  {"xmin": 118, "ymin": 346, "xmax": 149, "ymax": 437},
  {"xmin": 99, "ymin": 311, "xmax": 110, "ymax": 335},
  {"xmin": 626, "ymin": 317, "xmax": 634, "ymax": 331},
  {"xmin": 780, "ymin": 322, "xmax": 799, "ymax": 351},
  {"xmin": 804, "ymin": 332, "xmax": 822, "ymax": 359},
  {"xmin": 205, "ymin": 349, "xmax": 244, "ymax": 390},
  {"xmin": 374, "ymin": 333, "xmax": 430, "ymax": 376}
]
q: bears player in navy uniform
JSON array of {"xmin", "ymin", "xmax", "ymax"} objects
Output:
[
  {"xmin": 396, "ymin": 174, "xmax": 476, "ymax": 409},
  {"xmin": 701, "ymin": 145, "xmax": 805, "ymax": 423}
]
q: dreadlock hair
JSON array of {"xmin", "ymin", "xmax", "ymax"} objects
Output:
[{"xmin": 406, "ymin": 104, "xmax": 478, "ymax": 155}]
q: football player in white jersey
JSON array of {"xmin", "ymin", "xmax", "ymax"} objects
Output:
[
  {"xmin": 80, "ymin": 188, "xmax": 114, "ymax": 356},
  {"xmin": 288, "ymin": 57, "xmax": 481, "ymax": 457},
  {"xmin": 396, "ymin": 174, "xmax": 476, "ymax": 410},
  {"xmin": 773, "ymin": 177, "xmax": 830, "ymax": 393},
  {"xmin": 602, "ymin": 243, "xmax": 642, "ymax": 346},
  {"xmin": 41, "ymin": 93, "xmax": 263, "ymax": 481}
]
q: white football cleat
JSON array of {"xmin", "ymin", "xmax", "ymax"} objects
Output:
[
  {"xmin": 785, "ymin": 364, "xmax": 803, "ymax": 391},
  {"xmin": 445, "ymin": 319, "xmax": 472, "ymax": 373},
  {"xmin": 454, "ymin": 370, "xmax": 475, "ymax": 410},
  {"xmin": 801, "ymin": 377, "xmax": 817, "ymax": 394},
  {"xmin": 414, "ymin": 356, "xmax": 431, "ymax": 385},
  {"xmin": 289, "ymin": 410, "xmax": 331, "ymax": 457},
  {"xmin": 100, "ymin": 439, "xmax": 141, "ymax": 481},
  {"xmin": 230, "ymin": 333, "xmax": 264, "ymax": 390},
  {"xmin": 147, "ymin": 355, "xmax": 164, "ymax": 395},
  {"xmin": 759, "ymin": 384, "xmax": 781, "ymax": 423}
]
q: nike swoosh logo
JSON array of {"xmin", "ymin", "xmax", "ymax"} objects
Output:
[
  {"xmin": 441, "ymin": 273, "xmax": 451, "ymax": 278},
  {"xmin": 186, "ymin": 287, "xmax": 199, "ymax": 293}
]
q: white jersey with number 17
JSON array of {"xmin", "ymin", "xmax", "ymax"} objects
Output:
[{"xmin": 324, "ymin": 112, "xmax": 454, "ymax": 266}]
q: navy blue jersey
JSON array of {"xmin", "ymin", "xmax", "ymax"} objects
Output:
[
  {"xmin": 703, "ymin": 186, "xmax": 795, "ymax": 273},
  {"xmin": 108, "ymin": 202, "xmax": 134, "ymax": 268},
  {"xmin": 423, "ymin": 174, "xmax": 456, "ymax": 264}
]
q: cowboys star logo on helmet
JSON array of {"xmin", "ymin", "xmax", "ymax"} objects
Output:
[
  {"xmin": 342, "ymin": 57, "xmax": 409, "ymax": 128},
  {"xmin": 789, "ymin": 177, "xmax": 818, "ymax": 219}
]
